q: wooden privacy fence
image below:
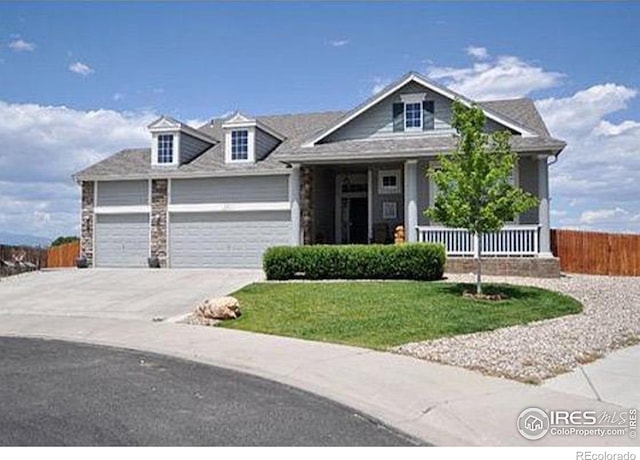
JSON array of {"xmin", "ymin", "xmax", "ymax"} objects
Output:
[
  {"xmin": 551, "ymin": 229, "xmax": 640, "ymax": 276},
  {"xmin": 47, "ymin": 241, "xmax": 81, "ymax": 268}
]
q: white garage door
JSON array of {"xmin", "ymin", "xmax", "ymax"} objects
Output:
[
  {"xmin": 169, "ymin": 211, "xmax": 291, "ymax": 268},
  {"xmin": 95, "ymin": 214, "xmax": 149, "ymax": 267}
]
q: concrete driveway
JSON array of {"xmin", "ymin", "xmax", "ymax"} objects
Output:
[{"xmin": 0, "ymin": 269, "xmax": 263, "ymax": 321}]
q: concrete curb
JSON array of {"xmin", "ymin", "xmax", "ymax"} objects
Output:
[{"xmin": 0, "ymin": 315, "xmax": 637, "ymax": 447}]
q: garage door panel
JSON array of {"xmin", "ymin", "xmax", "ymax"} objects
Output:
[
  {"xmin": 97, "ymin": 180, "xmax": 148, "ymax": 206},
  {"xmin": 171, "ymin": 176, "xmax": 288, "ymax": 205},
  {"xmin": 95, "ymin": 214, "xmax": 149, "ymax": 267},
  {"xmin": 169, "ymin": 211, "xmax": 291, "ymax": 268}
]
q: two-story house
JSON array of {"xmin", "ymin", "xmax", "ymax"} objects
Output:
[{"xmin": 74, "ymin": 72, "xmax": 565, "ymax": 275}]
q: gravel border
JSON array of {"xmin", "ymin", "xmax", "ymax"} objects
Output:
[{"xmin": 393, "ymin": 273, "xmax": 640, "ymax": 384}]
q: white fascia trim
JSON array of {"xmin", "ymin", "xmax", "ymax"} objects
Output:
[
  {"xmin": 306, "ymin": 73, "xmax": 536, "ymax": 146},
  {"xmin": 168, "ymin": 202, "xmax": 291, "ymax": 213},
  {"xmin": 77, "ymin": 169, "xmax": 293, "ymax": 182},
  {"xmin": 94, "ymin": 205, "xmax": 151, "ymax": 214},
  {"xmin": 149, "ymin": 116, "xmax": 216, "ymax": 144}
]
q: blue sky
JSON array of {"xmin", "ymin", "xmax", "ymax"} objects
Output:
[{"xmin": 1, "ymin": 2, "xmax": 639, "ymax": 239}]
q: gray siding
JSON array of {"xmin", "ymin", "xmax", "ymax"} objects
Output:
[
  {"xmin": 180, "ymin": 133, "xmax": 210, "ymax": 164},
  {"xmin": 96, "ymin": 180, "xmax": 148, "ymax": 207},
  {"xmin": 171, "ymin": 175, "xmax": 289, "ymax": 204},
  {"xmin": 169, "ymin": 211, "xmax": 291, "ymax": 268},
  {"xmin": 95, "ymin": 213, "xmax": 149, "ymax": 267},
  {"xmin": 371, "ymin": 164, "xmax": 404, "ymax": 240},
  {"xmin": 255, "ymin": 128, "xmax": 280, "ymax": 160},
  {"xmin": 518, "ymin": 156, "xmax": 539, "ymax": 224},
  {"xmin": 324, "ymin": 82, "xmax": 455, "ymax": 142},
  {"xmin": 416, "ymin": 156, "xmax": 540, "ymax": 225}
]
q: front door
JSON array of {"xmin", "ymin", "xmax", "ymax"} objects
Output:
[
  {"xmin": 335, "ymin": 173, "xmax": 369, "ymax": 244},
  {"xmin": 348, "ymin": 197, "xmax": 368, "ymax": 243}
]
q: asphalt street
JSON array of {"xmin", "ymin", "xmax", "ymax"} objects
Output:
[{"xmin": 0, "ymin": 337, "xmax": 416, "ymax": 446}]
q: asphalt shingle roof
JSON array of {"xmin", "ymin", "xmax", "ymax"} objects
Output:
[{"xmin": 74, "ymin": 98, "xmax": 563, "ymax": 180}]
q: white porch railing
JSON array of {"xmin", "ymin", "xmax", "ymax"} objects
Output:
[{"xmin": 416, "ymin": 225, "xmax": 540, "ymax": 256}]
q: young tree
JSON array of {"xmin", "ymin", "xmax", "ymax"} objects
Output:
[{"xmin": 426, "ymin": 100, "xmax": 538, "ymax": 295}]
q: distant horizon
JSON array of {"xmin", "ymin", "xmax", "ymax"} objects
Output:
[{"xmin": 1, "ymin": 2, "xmax": 639, "ymax": 237}]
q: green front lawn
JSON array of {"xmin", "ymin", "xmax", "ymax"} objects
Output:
[{"xmin": 220, "ymin": 282, "xmax": 582, "ymax": 349}]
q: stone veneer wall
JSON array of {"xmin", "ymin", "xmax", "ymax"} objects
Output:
[
  {"xmin": 80, "ymin": 181, "xmax": 94, "ymax": 265},
  {"xmin": 445, "ymin": 257, "xmax": 561, "ymax": 278},
  {"xmin": 301, "ymin": 167, "xmax": 313, "ymax": 245},
  {"xmin": 150, "ymin": 179, "xmax": 168, "ymax": 267}
]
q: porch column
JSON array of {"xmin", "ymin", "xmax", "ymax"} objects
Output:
[
  {"xmin": 290, "ymin": 164, "xmax": 301, "ymax": 246},
  {"xmin": 538, "ymin": 155, "xmax": 552, "ymax": 257},
  {"xmin": 404, "ymin": 160, "xmax": 418, "ymax": 242}
]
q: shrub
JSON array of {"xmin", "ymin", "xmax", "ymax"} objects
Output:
[{"xmin": 263, "ymin": 244, "xmax": 445, "ymax": 281}]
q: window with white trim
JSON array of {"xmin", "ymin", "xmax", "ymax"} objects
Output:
[
  {"xmin": 231, "ymin": 130, "xmax": 249, "ymax": 161},
  {"xmin": 378, "ymin": 169, "xmax": 401, "ymax": 194},
  {"xmin": 405, "ymin": 102, "xmax": 422, "ymax": 130},
  {"xmin": 157, "ymin": 134, "xmax": 174, "ymax": 164}
]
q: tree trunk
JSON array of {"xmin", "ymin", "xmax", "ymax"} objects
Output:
[{"xmin": 475, "ymin": 233, "xmax": 482, "ymax": 295}]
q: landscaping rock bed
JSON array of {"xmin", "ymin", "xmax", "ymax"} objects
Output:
[{"xmin": 394, "ymin": 273, "xmax": 640, "ymax": 383}]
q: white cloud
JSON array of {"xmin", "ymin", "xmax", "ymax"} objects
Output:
[
  {"xmin": 0, "ymin": 101, "xmax": 156, "ymax": 238},
  {"xmin": 69, "ymin": 61, "xmax": 94, "ymax": 76},
  {"xmin": 536, "ymin": 84, "xmax": 637, "ymax": 137},
  {"xmin": 427, "ymin": 50, "xmax": 564, "ymax": 100},
  {"xmin": 592, "ymin": 120, "xmax": 640, "ymax": 137},
  {"xmin": 371, "ymin": 77, "xmax": 391, "ymax": 96},
  {"xmin": 579, "ymin": 207, "xmax": 629, "ymax": 225},
  {"xmin": 113, "ymin": 92, "xmax": 124, "ymax": 101},
  {"xmin": 8, "ymin": 39, "xmax": 36, "ymax": 52},
  {"xmin": 330, "ymin": 39, "xmax": 349, "ymax": 47},
  {"xmin": 539, "ymin": 84, "xmax": 640, "ymax": 232},
  {"xmin": 466, "ymin": 46, "xmax": 488, "ymax": 60}
]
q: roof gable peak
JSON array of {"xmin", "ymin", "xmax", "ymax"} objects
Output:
[
  {"xmin": 305, "ymin": 71, "xmax": 537, "ymax": 146},
  {"xmin": 148, "ymin": 115, "xmax": 182, "ymax": 130}
]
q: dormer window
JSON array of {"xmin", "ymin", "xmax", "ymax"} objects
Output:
[
  {"xmin": 157, "ymin": 134, "xmax": 174, "ymax": 163},
  {"xmin": 148, "ymin": 115, "xmax": 215, "ymax": 167},
  {"xmin": 231, "ymin": 130, "xmax": 249, "ymax": 161}
]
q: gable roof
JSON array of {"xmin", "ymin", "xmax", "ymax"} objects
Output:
[
  {"xmin": 74, "ymin": 111, "xmax": 345, "ymax": 181},
  {"xmin": 306, "ymin": 71, "xmax": 538, "ymax": 146},
  {"xmin": 74, "ymin": 74, "xmax": 564, "ymax": 181},
  {"xmin": 478, "ymin": 99, "xmax": 551, "ymax": 137}
]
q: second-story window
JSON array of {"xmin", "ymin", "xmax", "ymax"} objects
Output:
[
  {"xmin": 157, "ymin": 134, "xmax": 174, "ymax": 163},
  {"xmin": 405, "ymin": 102, "xmax": 422, "ymax": 130},
  {"xmin": 231, "ymin": 130, "xmax": 249, "ymax": 161}
]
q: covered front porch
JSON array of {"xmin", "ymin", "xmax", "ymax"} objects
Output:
[{"xmin": 288, "ymin": 154, "xmax": 553, "ymax": 258}]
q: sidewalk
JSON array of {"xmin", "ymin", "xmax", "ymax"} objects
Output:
[
  {"xmin": 544, "ymin": 344, "xmax": 640, "ymax": 409},
  {"xmin": 0, "ymin": 314, "xmax": 637, "ymax": 447}
]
